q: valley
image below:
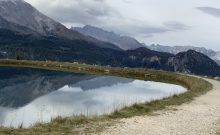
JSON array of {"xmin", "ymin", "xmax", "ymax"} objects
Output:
[
  {"xmin": 0, "ymin": 0, "xmax": 220, "ymax": 134},
  {"xmin": 0, "ymin": 0, "xmax": 219, "ymax": 77}
]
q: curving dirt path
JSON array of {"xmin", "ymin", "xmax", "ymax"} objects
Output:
[{"xmin": 101, "ymin": 78, "xmax": 220, "ymax": 135}]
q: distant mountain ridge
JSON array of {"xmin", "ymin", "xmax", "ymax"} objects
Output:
[
  {"xmin": 168, "ymin": 50, "xmax": 220, "ymax": 76},
  {"xmin": 72, "ymin": 25, "xmax": 220, "ymax": 66},
  {"xmin": 148, "ymin": 44, "xmax": 220, "ymax": 65},
  {"xmin": 72, "ymin": 25, "xmax": 145, "ymax": 50}
]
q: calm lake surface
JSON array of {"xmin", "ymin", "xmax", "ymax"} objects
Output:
[{"xmin": 0, "ymin": 67, "xmax": 187, "ymax": 128}]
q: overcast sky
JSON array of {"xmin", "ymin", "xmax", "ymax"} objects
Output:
[{"xmin": 24, "ymin": 0, "xmax": 220, "ymax": 50}]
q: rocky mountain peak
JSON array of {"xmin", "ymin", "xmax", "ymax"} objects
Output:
[
  {"xmin": 169, "ymin": 50, "xmax": 220, "ymax": 76},
  {"xmin": 148, "ymin": 44, "xmax": 220, "ymax": 65},
  {"xmin": 0, "ymin": 0, "xmax": 60, "ymax": 35},
  {"xmin": 72, "ymin": 25, "xmax": 145, "ymax": 50}
]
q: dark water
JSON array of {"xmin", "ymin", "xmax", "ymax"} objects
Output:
[{"xmin": 0, "ymin": 67, "xmax": 186, "ymax": 127}]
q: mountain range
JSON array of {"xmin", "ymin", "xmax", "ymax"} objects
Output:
[
  {"xmin": 0, "ymin": 0, "xmax": 121, "ymax": 50},
  {"xmin": 0, "ymin": 0, "xmax": 219, "ymax": 77},
  {"xmin": 148, "ymin": 44, "xmax": 220, "ymax": 65},
  {"xmin": 73, "ymin": 25, "xmax": 220, "ymax": 65}
]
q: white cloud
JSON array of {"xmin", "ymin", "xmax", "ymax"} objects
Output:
[{"xmin": 24, "ymin": 0, "xmax": 220, "ymax": 50}]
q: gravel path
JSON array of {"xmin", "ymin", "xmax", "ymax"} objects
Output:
[{"xmin": 101, "ymin": 78, "xmax": 220, "ymax": 135}]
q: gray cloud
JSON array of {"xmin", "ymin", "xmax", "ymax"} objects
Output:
[
  {"xmin": 133, "ymin": 26, "xmax": 169, "ymax": 37},
  {"xmin": 86, "ymin": 8, "xmax": 110, "ymax": 16},
  {"xmin": 29, "ymin": 0, "xmax": 177, "ymax": 37},
  {"xmin": 197, "ymin": 7, "xmax": 220, "ymax": 18},
  {"xmin": 31, "ymin": 0, "xmax": 118, "ymax": 25},
  {"xmin": 119, "ymin": 22, "xmax": 190, "ymax": 37},
  {"xmin": 102, "ymin": 21, "xmax": 170, "ymax": 38},
  {"xmin": 164, "ymin": 22, "xmax": 191, "ymax": 31}
]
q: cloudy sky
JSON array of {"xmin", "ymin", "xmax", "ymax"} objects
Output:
[{"xmin": 24, "ymin": 0, "xmax": 220, "ymax": 50}]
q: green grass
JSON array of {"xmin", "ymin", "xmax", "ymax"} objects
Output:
[{"xmin": 0, "ymin": 59, "xmax": 213, "ymax": 135}]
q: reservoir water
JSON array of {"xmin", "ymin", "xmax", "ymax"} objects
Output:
[{"xmin": 0, "ymin": 67, "xmax": 187, "ymax": 127}]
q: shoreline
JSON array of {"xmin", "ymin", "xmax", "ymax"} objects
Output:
[
  {"xmin": 101, "ymin": 78, "xmax": 220, "ymax": 135},
  {"xmin": 0, "ymin": 59, "xmax": 213, "ymax": 135}
]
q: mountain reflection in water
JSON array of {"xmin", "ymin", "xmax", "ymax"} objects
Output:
[{"xmin": 0, "ymin": 67, "xmax": 186, "ymax": 127}]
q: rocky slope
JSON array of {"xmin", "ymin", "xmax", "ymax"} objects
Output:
[
  {"xmin": 0, "ymin": 16, "xmax": 39, "ymax": 35},
  {"xmin": 0, "ymin": 0, "xmax": 120, "ymax": 50},
  {"xmin": 168, "ymin": 50, "xmax": 220, "ymax": 76},
  {"xmin": 212, "ymin": 52, "xmax": 220, "ymax": 65},
  {"xmin": 0, "ymin": 0, "xmax": 67, "ymax": 36}
]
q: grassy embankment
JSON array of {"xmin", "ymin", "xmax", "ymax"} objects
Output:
[{"xmin": 0, "ymin": 59, "xmax": 213, "ymax": 135}]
